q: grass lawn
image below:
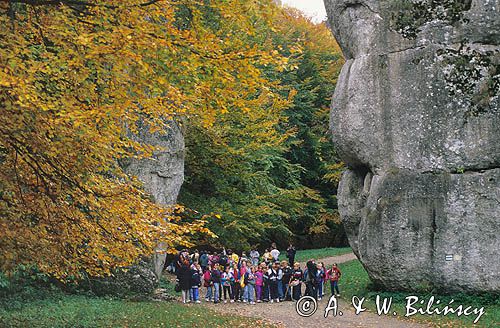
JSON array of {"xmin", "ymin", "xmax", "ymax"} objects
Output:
[
  {"xmin": 337, "ymin": 259, "xmax": 499, "ymax": 328},
  {"xmin": 0, "ymin": 291, "xmax": 277, "ymax": 328},
  {"xmin": 293, "ymin": 247, "xmax": 352, "ymax": 264}
]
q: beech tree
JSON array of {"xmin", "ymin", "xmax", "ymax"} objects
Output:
[{"xmin": 0, "ymin": 0, "xmax": 288, "ymax": 277}]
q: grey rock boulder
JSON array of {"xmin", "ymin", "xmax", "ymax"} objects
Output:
[
  {"xmin": 95, "ymin": 120, "xmax": 185, "ymax": 296},
  {"xmin": 124, "ymin": 119, "xmax": 185, "ymax": 280},
  {"xmin": 88, "ymin": 258, "xmax": 159, "ymax": 297},
  {"xmin": 325, "ymin": 0, "xmax": 499, "ymax": 292},
  {"xmin": 123, "ymin": 120, "xmax": 185, "ymax": 207}
]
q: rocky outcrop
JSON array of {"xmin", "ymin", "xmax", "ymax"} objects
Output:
[
  {"xmin": 87, "ymin": 258, "xmax": 159, "ymax": 297},
  {"xmin": 125, "ymin": 120, "xmax": 184, "ymax": 277},
  {"xmin": 123, "ymin": 120, "xmax": 185, "ymax": 207},
  {"xmin": 325, "ymin": 0, "xmax": 499, "ymax": 292},
  {"xmin": 99, "ymin": 120, "xmax": 185, "ymax": 295}
]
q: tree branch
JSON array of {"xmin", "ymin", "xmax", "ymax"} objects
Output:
[{"xmin": 0, "ymin": 0, "xmax": 162, "ymax": 9}]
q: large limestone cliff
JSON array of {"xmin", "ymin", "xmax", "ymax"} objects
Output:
[
  {"xmin": 325, "ymin": 0, "xmax": 499, "ymax": 292},
  {"xmin": 90, "ymin": 121, "xmax": 185, "ymax": 296},
  {"xmin": 124, "ymin": 120, "xmax": 185, "ymax": 207},
  {"xmin": 123, "ymin": 120, "xmax": 185, "ymax": 280}
]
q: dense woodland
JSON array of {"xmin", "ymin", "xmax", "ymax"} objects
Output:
[
  {"xmin": 178, "ymin": 7, "xmax": 346, "ymax": 251},
  {"xmin": 0, "ymin": 0, "xmax": 345, "ymax": 279}
]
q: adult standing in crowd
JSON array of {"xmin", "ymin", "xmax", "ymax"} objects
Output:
[
  {"xmin": 270, "ymin": 244, "xmax": 280, "ymax": 262},
  {"xmin": 263, "ymin": 248, "xmax": 272, "ymax": 265},
  {"xmin": 178, "ymin": 257, "xmax": 192, "ymax": 303},
  {"xmin": 250, "ymin": 248, "xmax": 260, "ymax": 267},
  {"xmin": 286, "ymin": 243, "xmax": 296, "ymax": 267},
  {"xmin": 304, "ymin": 260, "xmax": 318, "ymax": 300},
  {"xmin": 199, "ymin": 251, "xmax": 209, "ymax": 272}
]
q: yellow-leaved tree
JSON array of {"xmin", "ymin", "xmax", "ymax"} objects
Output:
[{"xmin": 0, "ymin": 0, "xmax": 289, "ymax": 278}]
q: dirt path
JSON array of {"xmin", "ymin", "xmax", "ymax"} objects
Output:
[
  {"xmin": 311, "ymin": 252, "xmax": 358, "ymax": 266},
  {"xmin": 199, "ymin": 253, "xmax": 429, "ymax": 328}
]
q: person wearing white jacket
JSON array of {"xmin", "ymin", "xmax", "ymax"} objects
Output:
[{"xmin": 270, "ymin": 247, "xmax": 280, "ymax": 262}]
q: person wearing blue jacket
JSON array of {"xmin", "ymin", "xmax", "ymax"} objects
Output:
[
  {"xmin": 190, "ymin": 263, "xmax": 202, "ymax": 303},
  {"xmin": 210, "ymin": 263, "xmax": 222, "ymax": 304}
]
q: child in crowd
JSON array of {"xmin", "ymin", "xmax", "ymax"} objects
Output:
[
  {"xmin": 231, "ymin": 263, "xmax": 241, "ymax": 302},
  {"xmin": 221, "ymin": 266, "xmax": 234, "ymax": 303},
  {"xmin": 244, "ymin": 266, "xmax": 257, "ymax": 305},
  {"xmin": 254, "ymin": 264, "xmax": 264, "ymax": 302},
  {"xmin": 211, "ymin": 252, "xmax": 220, "ymax": 267},
  {"xmin": 291, "ymin": 262, "xmax": 303, "ymax": 301},
  {"xmin": 191, "ymin": 250, "xmax": 200, "ymax": 263},
  {"xmin": 211, "ymin": 263, "xmax": 222, "ymax": 304},
  {"xmin": 276, "ymin": 262, "xmax": 284, "ymax": 301},
  {"xmin": 226, "ymin": 249, "xmax": 234, "ymax": 268},
  {"xmin": 239, "ymin": 260, "xmax": 248, "ymax": 301},
  {"xmin": 316, "ymin": 262, "xmax": 325, "ymax": 301},
  {"xmin": 267, "ymin": 262, "xmax": 280, "ymax": 303},
  {"xmin": 199, "ymin": 251, "xmax": 209, "ymax": 272},
  {"xmin": 207, "ymin": 252, "xmax": 214, "ymax": 268},
  {"xmin": 320, "ymin": 261, "xmax": 327, "ymax": 296},
  {"xmin": 326, "ymin": 263, "xmax": 342, "ymax": 296},
  {"xmin": 190, "ymin": 263, "xmax": 202, "ymax": 303},
  {"xmin": 203, "ymin": 266, "xmax": 212, "ymax": 301},
  {"xmin": 219, "ymin": 250, "xmax": 229, "ymax": 269},
  {"xmin": 281, "ymin": 260, "xmax": 293, "ymax": 301},
  {"xmin": 261, "ymin": 262, "xmax": 270, "ymax": 302},
  {"xmin": 239, "ymin": 253, "xmax": 248, "ymax": 268}
]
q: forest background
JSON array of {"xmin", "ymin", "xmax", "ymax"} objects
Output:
[{"xmin": 0, "ymin": 0, "xmax": 345, "ymax": 279}]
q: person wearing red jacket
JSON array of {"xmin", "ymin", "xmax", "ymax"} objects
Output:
[
  {"xmin": 326, "ymin": 263, "xmax": 342, "ymax": 296},
  {"xmin": 231, "ymin": 263, "xmax": 242, "ymax": 302},
  {"xmin": 203, "ymin": 267, "xmax": 213, "ymax": 302}
]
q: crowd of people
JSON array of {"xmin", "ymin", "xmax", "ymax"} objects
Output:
[{"xmin": 173, "ymin": 243, "xmax": 342, "ymax": 304}]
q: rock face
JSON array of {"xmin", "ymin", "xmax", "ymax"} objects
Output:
[
  {"xmin": 125, "ymin": 121, "xmax": 185, "ymax": 273},
  {"xmin": 124, "ymin": 120, "xmax": 185, "ymax": 207},
  {"xmin": 325, "ymin": 0, "xmax": 499, "ymax": 292},
  {"xmin": 100, "ymin": 120, "xmax": 185, "ymax": 295},
  {"xmin": 88, "ymin": 259, "xmax": 159, "ymax": 297}
]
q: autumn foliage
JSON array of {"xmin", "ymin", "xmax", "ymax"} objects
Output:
[
  {"xmin": 180, "ymin": 6, "xmax": 345, "ymax": 249},
  {"xmin": 0, "ymin": 0, "xmax": 292, "ymax": 278}
]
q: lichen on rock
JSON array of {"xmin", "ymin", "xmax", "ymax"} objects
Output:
[{"xmin": 389, "ymin": 0, "xmax": 472, "ymax": 39}]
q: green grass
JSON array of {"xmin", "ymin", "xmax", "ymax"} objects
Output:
[
  {"xmin": 336, "ymin": 259, "xmax": 500, "ymax": 328},
  {"xmin": 293, "ymin": 247, "xmax": 352, "ymax": 264},
  {"xmin": 0, "ymin": 291, "xmax": 277, "ymax": 328}
]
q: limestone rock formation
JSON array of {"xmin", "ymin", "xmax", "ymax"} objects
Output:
[
  {"xmin": 87, "ymin": 258, "xmax": 159, "ymax": 297},
  {"xmin": 95, "ymin": 120, "xmax": 184, "ymax": 296},
  {"xmin": 123, "ymin": 120, "xmax": 185, "ymax": 207},
  {"xmin": 124, "ymin": 120, "xmax": 184, "ymax": 277},
  {"xmin": 325, "ymin": 0, "xmax": 499, "ymax": 292}
]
